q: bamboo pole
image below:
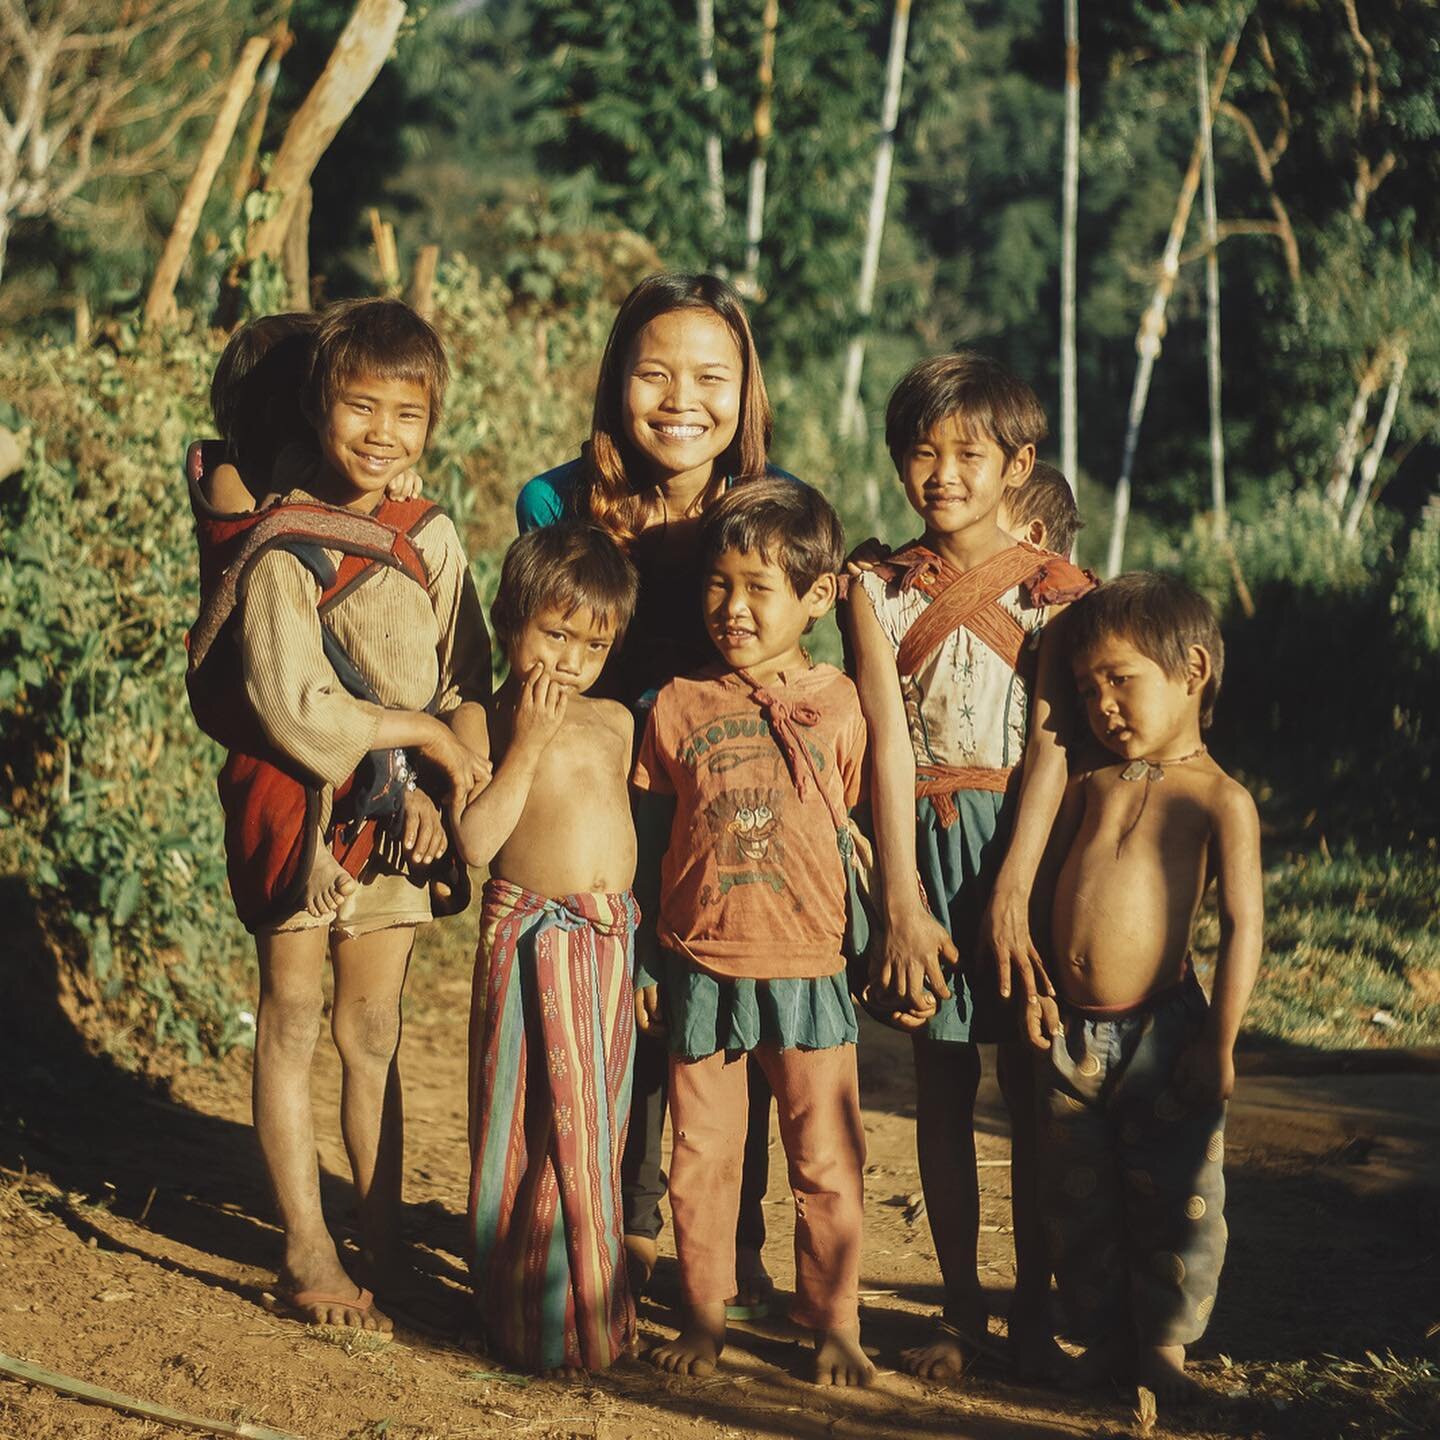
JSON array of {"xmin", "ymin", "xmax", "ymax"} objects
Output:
[
  {"xmin": 838, "ymin": 0, "xmax": 912, "ymax": 456},
  {"xmin": 1104, "ymin": 20, "xmax": 1245, "ymax": 578},
  {"xmin": 1059, "ymin": 0, "xmax": 1080, "ymax": 500},
  {"xmin": 246, "ymin": 0, "xmax": 407, "ymax": 262},
  {"xmin": 230, "ymin": 13, "xmax": 296, "ymax": 207},
  {"xmin": 282, "ymin": 182, "xmax": 312, "ymax": 308},
  {"xmin": 407, "ymin": 242, "xmax": 440, "ymax": 319},
  {"xmin": 1344, "ymin": 347, "xmax": 1407, "ymax": 536},
  {"xmin": 143, "ymin": 35, "xmax": 270, "ymax": 328},
  {"xmin": 697, "ymin": 0, "xmax": 727, "ymax": 248},
  {"xmin": 1198, "ymin": 43, "xmax": 1227, "ymax": 537},
  {"xmin": 741, "ymin": 0, "xmax": 779, "ymax": 294}
]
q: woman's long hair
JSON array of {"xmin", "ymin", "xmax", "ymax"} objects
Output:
[{"xmin": 581, "ymin": 273, "xmax": 773, "ymax": 547}]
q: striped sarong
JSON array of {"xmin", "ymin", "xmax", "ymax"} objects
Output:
[{"xmin": 467, "ymin": 878, "xmax": 638, "ymax": 1372}]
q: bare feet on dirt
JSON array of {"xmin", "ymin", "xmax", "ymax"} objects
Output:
[
  {"xmin": 1138, "ymin": 1343, "xmax": 1202, "ymax": 1403},
  {"xmin": 726, "ymin": 1244, "xmax": 776, "ymax": 1315},
  {"xmin": 900, "ymin": 1312, "xmax": 988, "ymax": 1382},
  {"xmin": 303, "ymin": 843, "xmax": 356, "ymax": 917},
  {"xmin": 277, "ymin": 1241, "xmax": 391, "ymax": 1333},
  {"xmin": 1007, "ymin": 1306, "xmax": 1066, "ymax": 1383},
  {"xmin": 625, "ymin": 1232, "xmax": 658, "ymax": 1300},
  {"xmin": 1061, "ymin": 1339, "xmax": 1131, "ymax": 1392},
  {"xmin": 814, "ymin": 1323, "xmax": 876, "ymax": 1387},
  {"xmin": 648, "ymin": 1301, "xmax": 726, "ymax": 1377}
]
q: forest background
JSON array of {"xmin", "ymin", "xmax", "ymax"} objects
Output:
[{"xmin": 1, "ymin": 0, "xmax": 1438, "ymax": 1068}]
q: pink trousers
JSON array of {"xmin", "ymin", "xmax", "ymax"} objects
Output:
[{"xmin": 667, "ymin": 1042, "xmax": 866, "ymax": 1330}]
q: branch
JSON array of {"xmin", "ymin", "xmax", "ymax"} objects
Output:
[
  {"xmin": 1177, "ymin": 218, "xmax": 1286, "ymax": 266},
  {"xmin": 1352, "ymin": 150, "xmax": 1396, "ymax": 222},
  {"xmin": 56, "ymin": 0, "xmax": 206, "ymax": 55},
  {"xmin": 1217, "ymin": 99, "xmax": 1300, "ymax": 282},
  {"xmin": 1341, "ymin": 0, "xmax": 1380, "ymax": 121}
]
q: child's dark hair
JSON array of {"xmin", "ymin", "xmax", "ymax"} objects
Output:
[
  {"xmin": 210, "ymin": 311, "xmax": 318, "ymax": 475},
  {"xmin": 885, "ymin": 351, "xmax": 1048, "ymax": 467},
  {"xmin": 491, "ymin": 522, "xmax": 640, "ymax": 654},
  {"xmin": 699, "ymin": 477, "xmax": 845, "ymax": 596},
  {"xmin": 1007, "ymin": 460, "xmax": 1082, "ymax": 558},
  {"xmin": 305, "ymin": 298, "xmax": 449, "ymax": 441},
  {"xmin": 584, "ymin": 272, "xmax": 773, "ymax": 547},
  {"xmin": 1067, "ymin": 572, "xmax": 1225, "ymax": 729}
]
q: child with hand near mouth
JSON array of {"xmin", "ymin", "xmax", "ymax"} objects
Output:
[{"xmin": 634, "ymin": 478, "xmax": 875, "ymax": 1388}]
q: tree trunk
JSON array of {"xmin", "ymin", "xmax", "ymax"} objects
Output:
[
  {"xmin": 246, "ymin": 0, "xmax": 407, "ymax": 262},
  {"xmin": 282, "ymin": 183, "xmax": 312, "ymax": 309},
  {"xmin": 1104, "ymin": 22, "xmax": 1245, "ymax": 578},
  {"xmin": 1326, "ymin": 347, "xmax": 1387, "ymax": 511},
  {"xmin": 741, "ymin": 0, "xmax": 779, "ymax": 294},
  {"xmin": 230, "ymin": 17, "xmax": 296, "ymax": 208},
  {"xmin": 1198, "ymin": 43, "xmax": 1227, "ymax": 537},
  {"xmin": 696, "ymin": 0, "xmax": 727, "ymax": 250},
  {"xmin": 407, "ymin": 242, "xmax": 439, "ymax": 320},
  {"xmin": 838, "ymin": 0, "xmax": 912, "ymax": 462},
  {"xmin": 144, "ymin": 35, "xmax": 270, "ymax": 329},
  {"xmin": 1344, "ymin": 347, "xmax": 1407, "ymax": 536},
  {"xmin": 1059, "ymin": 0, "xmax": 1080, "ymax": 502}
]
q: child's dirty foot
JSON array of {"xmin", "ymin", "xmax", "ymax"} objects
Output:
[
  {"xmin": 304, "ymin": 845, "xmax": 355, "ymax": 917},
  {"xmin": 901, "ymin": 1314, "xmax": 989, "ymax": 1382},
  {"xmin": 1138, "ymin": 1344, "xmax": 1201, "ymax": 1404},
  {"xmin": 725, "ymin": 1245, "xmax": 775, "ymax": 1318},
  {"xmin": 273, "ymin": 1282, "xmax": 392, "ymax": 1335},
  {"xmin": 1062, "ymin": 1339, "xmax": 1131, "ymax": 1391},
  {"xmin": 648, "ymin": 1302, "xmax": 726, "ymax": 1377},
  {"xmin": 814, "ymin": 1323, "xmax": 876, "ymax": 1387},
  {"xmin": 624, "ymin": 1233, "xmax": 657, "ymax": 1301},
  {"xmin": 541, "ymin": 1365, "xmax": 587, "ymax": 1382},
  {"xmin": 1008, "ymin": 1309, "xmax": 1066, "ymax": 1384}
]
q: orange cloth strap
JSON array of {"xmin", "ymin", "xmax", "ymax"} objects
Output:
[{"xmin": 914, "ymin": 761, "xmax": 1015, "ymax": 828}]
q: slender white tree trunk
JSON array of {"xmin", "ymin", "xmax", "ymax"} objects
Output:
[
  {"xmin": 1059, "ymin": 0, "xmax": 1080, "ymax": 498},
  {"xmin": 1344, "ymin": 347, "xmax": 1407, "ymax": 536},
  {"xmin": 839, "ymin": 0, "xmax": 912, "ymax": 458},
  {"xmin": 696, "ymin": 0, "xmax": 726, "ymax": 247},
  {"xmin": 1198, "ymin": 43, "xmax": 1227, "ymax": 536},
  {"xmin": 246, "ymin": 0, "xmax": 407, "ymax": 262},
  {"xmin": 144, "ymin": 35, "xmax": 270, "ymax": 328},
  {"xmin": 1326, "ymin": 348, "xmax": 1387, "ymax": 511},
  {"xmin": 741, "ymin": 0, "xmax": 779, "ymax": 293},
  {"xmin": 1105, "ymin": 23, "xmax": 1244, "ymax": 577}
]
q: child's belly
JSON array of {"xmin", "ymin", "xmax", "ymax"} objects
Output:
[{"xmin": 1050, "ymin": 839, "xmax": 1202, "ymax": 1011}]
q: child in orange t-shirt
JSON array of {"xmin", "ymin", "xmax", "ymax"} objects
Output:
[{"xmin": 633, "ymin": 478, "xmax": 874, "ymax": 1388}]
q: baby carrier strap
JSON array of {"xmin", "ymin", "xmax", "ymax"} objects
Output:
[{"xmin": 882, "ymin": 543, "xmax": 1045, "ymax": 677}]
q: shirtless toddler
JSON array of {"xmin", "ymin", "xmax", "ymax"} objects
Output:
[
  {"xmin": 1029, "ymin": 572, "xmax": 1263, "ymax": 1401},
  {"xmin": 456, "ymin": 521, "xmax": 641, "ymax": 1375}
]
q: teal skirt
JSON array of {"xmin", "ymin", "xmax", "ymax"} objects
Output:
[
  {"xmin": 656, "ymin": 953, "xmax": 858, "ymax": 1060},
  {"xmin": 847, "ymin": 792, "xmax": 1012, "ymax": 1045}
]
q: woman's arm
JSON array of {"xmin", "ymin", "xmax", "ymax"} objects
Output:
[{"xmin": 845, "ymin": 584, "xmax": 958, "ymax": 1013}]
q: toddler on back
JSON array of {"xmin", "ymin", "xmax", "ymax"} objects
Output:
[
  {"xmin": 634, "ymin": 478, "xmax": 874, "ymax": 1387},
  {"xmin": 1033, "ymin": 572, "xmax": 1262, "ymax": 1400}
]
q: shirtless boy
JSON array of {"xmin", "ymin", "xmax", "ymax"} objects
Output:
[
  {"xmin": 1029, "ymin": 572, "xmax": 1263, "ymax": 1400},
  {"xmin": 457, "ymin": 521, "xmax": 642, "ymax": 1375}
]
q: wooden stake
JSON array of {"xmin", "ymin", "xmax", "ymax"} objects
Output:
[
  {"xmin": 282, "ymin": 183, "xmax": 312, "ymax": 309},
  {"xmin": 406, "ymin": 243, "xmax": 440, "ymax": 319},
  {"xmin": 697, "ymin": 0, "xmax": 727, "ymax": 248},
  {"xmin": 1059, "ymin": 0, "xmax": 1080, "ymax": 503},
  {"xmin": 230, "ymin": 16, "xmax": 297, "ymax": 208},
  {"xmin": 1199, "ymin": 43, "xmax": 1227, "ymax": 538},
  {"xmin": 144, "ymin": 35, "xmax": 270, "ymax": 329},
  {"xmin": 0, "ymin": 1352, "xmax": 301, "ymax": 1440},
  {"xmin": 246, "ymin": 0, "xmax": 407, "ymax": 263},
  {"xmin": 369, "ymin": 208, "xmax": 400, "ymax": 290},
  {"xmin": 740, "ymin": 0, "xmax": 779, "ymax": 294}
]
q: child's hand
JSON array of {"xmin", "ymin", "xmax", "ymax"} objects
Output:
[
  {"xmin": 512, "ymin": 663, "xmax": 570, "ymax": 752},
  {"xmin": 1021, "ymin": 993, "xmax": 1062, "ymax": 1051},
  {"xmin": 385, "ymin": 467, "xmax": 424, "ymax": 501},
  {"xmin": 869, "ymin": 904, "xmax": 955, "ymax": 1015},
  {"xmin": 1173, "ymin": 1033, "xmax": 1236, "ymax": 1104},
  {"xmin": 634, "ymin": 984, "xmax": 666, "ymax": 1037},
  {"xmin": 420, "ymin": 722, "xmax": 490, "ymax": 800},
  {"xmin": 844, "ymin": 536, "xmax": 889, "ymax": 576},
  {"xmin": 399, "ymin": 786, "xmax": 448, "ymax": 868},
  {"xmin": 981, "ymin": 886, "xmax": 1055, "ymax": 1006}
]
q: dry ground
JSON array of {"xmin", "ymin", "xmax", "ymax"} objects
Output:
[{"xmin": 2, "ymin": 924, "xmax": 1438, "ymax": 1440}]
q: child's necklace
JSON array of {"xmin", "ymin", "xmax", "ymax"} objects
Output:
[{"xmin": 1118, "ymin": 744, "xmax": 1207, "ymax": 783}]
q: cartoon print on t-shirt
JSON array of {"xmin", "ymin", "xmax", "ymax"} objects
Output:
[{"xmin": 704, "ymin": 786, "xmax": 787, "ymax": 894}]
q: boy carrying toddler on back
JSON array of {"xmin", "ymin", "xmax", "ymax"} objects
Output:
[{"xmin": 1031, "ymin": 572, "xmax": 1263, "ymax": 1401}]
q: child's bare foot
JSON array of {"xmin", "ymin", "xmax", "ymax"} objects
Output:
[
  {"xmin": 648, "ymin": 1301, "xmax": 726, "ymax": 1377},
  {"xmin": 1138, "ymin": 1344, "xmax": 1202, "ymax": 1404},
  {"xmin": 541, "ymin": 1365, "xmax": 587, "ymax": 1382},
  {"xmin": 901, "ymin": 1312, "xmax": 989, "ymax": 1382},
  {"xmin": 1061, "ymin": 1338, "xmax": 1131, "ymax": 1391},
  {"xmin": 725, "ymin": 1245, "xmax": 775, "ymax": 1317},
  {"xmin": 1008, "ymin": 1305, "xmax": 1066, "ymax": 1384},
  {"xmin": 814, "ymin": 1323, "xmax": 876, "ymax": 1387},
  {"xmin": 624, "ymin": 1233, "xmax": 657, "ymax": 1300},
  {"xmin": 304, "ymin": 844, "xmax": 355, "ymax": 917}
]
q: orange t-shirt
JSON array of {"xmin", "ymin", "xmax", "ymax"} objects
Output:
[{"xmin": 632, "ymin": 663, "xmax": 867, "ymax": 980}]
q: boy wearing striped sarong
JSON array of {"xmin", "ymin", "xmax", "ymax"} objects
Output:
[{"xmin": 455, "ymin": 522, "xmax": 641, "ymax": 1375}]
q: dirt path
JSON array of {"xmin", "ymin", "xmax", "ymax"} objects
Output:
[{"xmin": 3, "ymin": 923, "xmax": 1438, "ymax": 1440}]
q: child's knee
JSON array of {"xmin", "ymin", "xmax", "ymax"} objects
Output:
[
  {"xmin": 256, "ymin": 987, "xmax": 324, "ymax": 1058},
  {"xmin": 332, "ymin": 998, "xmax": 402, "ymax": 1069}
]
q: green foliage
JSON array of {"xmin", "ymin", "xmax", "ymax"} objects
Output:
[{"xmin": 1392, "ymin": 506, "xmax": 1440, "ymax": 668}]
